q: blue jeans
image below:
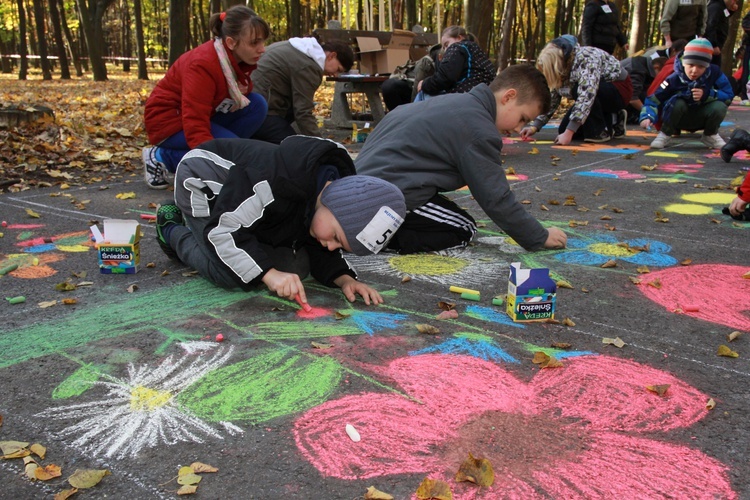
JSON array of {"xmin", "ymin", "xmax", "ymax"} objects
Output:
[{"xmin": 157, "ymin": 92, "xmax": 268, "ymax": 172}]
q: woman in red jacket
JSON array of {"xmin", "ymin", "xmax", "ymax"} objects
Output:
[{"xmin": 143, "ymin": 6, "xmax": 270, "ymax": 189}]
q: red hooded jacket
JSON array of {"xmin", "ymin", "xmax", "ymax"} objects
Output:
[{"xmin": 144, "ymin": 39, "xmax": 256, "ymax": 148}]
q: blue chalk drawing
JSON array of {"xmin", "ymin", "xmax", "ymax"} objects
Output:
[
  {"xmin": 410, "ymin": 333, "xmax": 519, "ymax": 363},
  {"xmin": 464, "ymin": 305, "xmax": 525, "ymax": 329},
  {"xmin": 597, "ymin": 148, "xmax": 644, "ymax": 155},
  {"xmin": 350, "ymin": 310, "xmax": 408, "ymax": 335},
  {"xmin": 554, "ymin": 234, "xmax": 678, "ymax": 267},
  {"xmin": 522, "ymin": 343, "xmax": 596, "ymax": 360},
  {"xmin": 24, "ymin": 244, "xmax": 56, "ymax": 253}
]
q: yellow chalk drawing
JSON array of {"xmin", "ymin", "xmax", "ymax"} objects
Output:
[
  {"xmin": 348, "ymin": 248, "xmax": 509, "ymax": 287},
  {"xmin": 664, "ymin": 204, "xmax": 713, "ymax": 215},
  {"xmin": 130, "ymin": 386, "xmax": 173, "ymax": 412},
  {"xmin": 389, "ymin": 254, "xmax": 468, "ymax": 276},
  {"xmin": 587, "ymin": 243, "xmax": 637, "ymax": 257},
  {"xmin": 680, "ymin": 193, "xmax": 736, "ymax": 204},
  {"xmin": 56, "ymin": 245, "xmax": 91, "ymax": 252}
]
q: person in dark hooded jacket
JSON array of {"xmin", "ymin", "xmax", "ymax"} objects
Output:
[{"xmin": 155, "ymin": 136, "xmax": 406, "ymax": 307}]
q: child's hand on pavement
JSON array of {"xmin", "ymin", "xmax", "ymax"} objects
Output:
[
  {"xmin": 544, "ymin": 227, "xmax": 567, "ymax": 249},
  {"xmin": 729, "ymin": 196, "xmax": 749, "ymax": 216},
  {"xmin": 262, "ymin": 268, "xmax": 306, "ymax": 303},
  {"xmin": 554, "ymin": 129, "xmax": 574, "ymax": 145},
  {"xmin": 334, "ymin": 274, "xmax": 383, "ymax": 305},
  {"xmin": 520, "ymin": 126, "xmax": 537, "ymax": 140},
  {"xmin": 640, "ymin": 119, "xmax": 653, "ymax": 130}
]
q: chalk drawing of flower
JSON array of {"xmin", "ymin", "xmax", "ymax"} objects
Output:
[
  {"xmin": 40, "ymin": 343, "xmax": 242, "ymax": 459},
  {"xmin": 346, "ymin": 249, "xmax": 508, "ymax": 287},
  {"xmin": 555, "ymin": 234, "xmax": 677, "ymax": 267},
  {"xmin": 294, "ymin": 354, "xmax": 735, "ymax": 499}
]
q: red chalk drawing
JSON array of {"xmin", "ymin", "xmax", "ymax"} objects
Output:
[
  {"xmin": 638, "ymin": 264, "xmax": 750, "ymax": 331},
  {"xmin": 298, "ymin": 307, "xmax": 330, "ymax": 319},
  {"xmin": 657, "ymin": 163, "xmax": 705, "ymax": 173},
  {"xmin": 6, "ymin": 224, "xmax": 45, "ymax": 230},
  {"xmin": 294, "ymin": 354, "xmax": 735, "ymax": 498}
]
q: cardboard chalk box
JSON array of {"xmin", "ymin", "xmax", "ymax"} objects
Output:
[
  {"xmin": 357, "ymin": 31, "xmax": 414, "ymax": 75},
  {"xmin": 96, "ymin": 219, "xmax": 141, "ymax": 274},
  {"xmin": 506, "ymin": 262, "xmax": 557, "ymax": 322}
]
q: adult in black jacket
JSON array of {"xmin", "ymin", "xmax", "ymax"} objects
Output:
[
  {"xmin": 155, "ymin": 136, "xmax": 406, "ymax": 306},
  {"xmin": 705, "ymin": 0, "xmax": 739, "ymax": 66},
  {"xmin": 580, "ymin": 0, "xmax": 629, "ymax": 55},
  {"xmin": 620, "ymin": 52, "xmax": 667, "ymax": 123}
]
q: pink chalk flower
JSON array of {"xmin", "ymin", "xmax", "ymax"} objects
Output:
[{"xmin": 294, "ymin": 354, "xmax": 735, "ymax": 499}]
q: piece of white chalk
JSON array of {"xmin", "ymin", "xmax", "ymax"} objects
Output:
[{"xmin": 345, "ymin": 423, "xmax": 361, "ymax": 442}]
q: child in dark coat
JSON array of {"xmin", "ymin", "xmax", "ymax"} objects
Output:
[{"xmin": 156, "ymin": 136, "xmax": 406, "ymax": 306}]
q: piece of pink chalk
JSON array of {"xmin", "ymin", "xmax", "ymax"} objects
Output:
[
  {"xmin": 295, "ymin": 294, "xmax": 312, "ymax": 312},
  {"xmin": 140, "ymin": 214, "xmax": 157, "ymax": 221},
  {"xmin": 215, "ymin": 333, "xmax": 224, "ymax": 342},
  {"xmin": 1, "ymin": 221, "xmax": 6, "ymax": 227}
]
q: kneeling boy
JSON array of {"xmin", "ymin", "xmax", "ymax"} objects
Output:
[
  {"xmin": 355, "ymin": 64, "xmax": 567, "ymax": 253},
  {"xmin": 156, "ymin": 136, "xmax": 406, "ymax": 306}
]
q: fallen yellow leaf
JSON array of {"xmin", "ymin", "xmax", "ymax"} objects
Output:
[
  {"xmin": 190, "ymin": 462, "xmax": 218, "ymax": 473},
  {"xmin": 415, "ymin": 477, "xmax": 453, "ymax": 500},
  {"xmin": 717, "ymin": 345, "xmax": 739, "ymax": 358},
  {"xmin": 416, "ymin": 324, "xmax": 440, "ymax": 335},
  {"xmin": 365, "ymin": 485, "xmax": 394, "ymax": 500},
  {"xmin": 54, "ymin": 489, "xmax": 79, "ymax": 500},
  {"xmin": 26, "ymin": 208, "xmax": 41, "ymax": 218},
  {"xmin": 29, "ymin": 443, "xmax": 46, "ymax": 459},
  {"xmin": 35, "ymin": 464, "xmax": 62, "ymax": 480},
  {"xmin": 646, "ymin": 384, "xmax": 671, "ymax": 396},
  {"xmin": 177, "ymin": 484, "xmax": 198, "ymax": 495},
  {"xmin": 67, "ymin": 468, "xmax": 111, "ymax": 489},
  {"xmin": 727, "ymin": 331, "xmax": 743, "ymax": 342},
  {"xmin": 455, "ymin": 453, "xmax": 495, "ymax": 487},
  {"xmin": 706, "ymin": 398, "xmax": 716, "ymax": 410}
]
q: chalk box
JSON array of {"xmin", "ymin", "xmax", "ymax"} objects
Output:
[
  {"xmin": 357, "ymin": 30, "xmax": 414, "ymax": 75},
  {"xmin": 506, "ymin": 262, "xmax": 557, "ymax": 322},
  {"xmin": 97, "ymin": 219, "xmax": 141, "ymax": 274}
]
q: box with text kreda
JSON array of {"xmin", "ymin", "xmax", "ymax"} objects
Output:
[
  {"xmin": 506, "ymin": 262, "xmax": 557, "ymax": 322},
  {"xmin": 96, "ymin": 219, "xmax": 141, "ymax": 274}
]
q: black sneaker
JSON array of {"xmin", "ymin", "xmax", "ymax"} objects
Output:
[
  {"xmin": 613, "ymin": 110, "xmax": 627, "ymax": 138},
  {"xmin": 143, "ymin": 147, "xmax": 170, "ymax": 190},
  {"xmin": 156, "ymin": 201, "xmax": 183, "ymax": 260},
  {"xmin": 584, "ymin": 130, "xmax": 612, "ymax": 143}
]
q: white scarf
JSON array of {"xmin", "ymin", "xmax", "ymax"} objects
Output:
[{"xmin": 214, "ymin": 38, "xmax": 249, "ymax": 111}]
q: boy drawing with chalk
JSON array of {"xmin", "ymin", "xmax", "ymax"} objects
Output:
[
  {"xmin": 355, "ymin": 64, "xmax": 567, "ymax": 253},
  {"xmin": 155, "ymin": 136, "xmax": 406, "ymax": 307}
]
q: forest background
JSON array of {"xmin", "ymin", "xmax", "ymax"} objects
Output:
[{"xmin": 1, "ymin": 0, "xmax": 749, "ymax": 83}]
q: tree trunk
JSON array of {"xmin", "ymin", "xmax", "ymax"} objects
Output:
[
  {"xmin": 168, "ymin": 0, "xmax": 190, "ymax": 66},
  {"xmin": 497, "ymin": 0, "xmax": 516, "ymax": 69},
  {"xmin": 58, "ymin": 0, "xmax": 83, "ymax": 76},
  {"xmin": 628, "ymin": 0, "xmax": 647, "ymax": 54},
  {"xmin": 466, "ymin": 0, "xmax": 493, "ymax": 52},
  {"xmin": 121, "ymin": 0, "xmax": 131, "ymax": 71},
  {"xmin": 133, "ymin": 0, "xmax": 148, "ymax": 79},
  {"xmin": 77, "ymin": 0, "xmax": 115, "ymax": 81},
  {"xmin": 17, "ymin": 0, "xmax": 29, "ymax": 80},
  {"xmin": 723, "ymin": 0, "xmax": 743, "ymax": 76},
  {"xmin": 405, "ymin": 0, "xmax": 416, "ymax": 30},
  {"xmin": 48, "ymin": 0, "xmax": 71, "ymax": 78},
  {"xmin": 290, "ymin": 0, "xmax": 301, "ymax": 37}
]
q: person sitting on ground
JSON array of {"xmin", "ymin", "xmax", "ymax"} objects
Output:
[
  {"xmin": 251, "ymin": 37, "xmax": 354, "ymax": 144},
  {"xmin": 355, "ymin": 64, "xmax": 567, "ymax": 254},
  {"xmin": 414, "ymin": 26, "xmax": 496, "ymax": 101},
  {"xmin": 639, "ymin": 38, "xmax": 733, "ymax": 149},
  {"xmin": 520, "ymin": 34, "xmax": 632, "ymax": 144},
  {"xmin": 155, "ymin": 136, "xmax": 406, "ymax": 307},
  {"xmin": 726, "ymin": 170, "xmax": 750, "ymax": 220},
  {"xmin": 381, "ymin": 43, "xmax": 442, "ymax": 111},
  {"xmin": 621, "ymin": 50, "xmax": 668, "ymax": 123},
  {"xmin": 142, "ymin": 6, "xmax": 270, "ymax": 189}
]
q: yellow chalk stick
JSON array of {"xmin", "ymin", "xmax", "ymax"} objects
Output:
[{"xmin": 449, "ymin": 285, "xmax": 480, "ymax": 295}]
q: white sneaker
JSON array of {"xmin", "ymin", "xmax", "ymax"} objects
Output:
[
  {"xmin": 142, "ymin": 147, "xmax": 170, "ymax": 190},
  {"xmin": 650, "ymin": 132, "xmax": 672, "ymax": 149},
  {"xmin": 740, "ymin": 100, "xmax": 750, "ymax": 106},
  {"xmin": 700, "ymin": 134, "xmax": 726, "ymax": 149}
]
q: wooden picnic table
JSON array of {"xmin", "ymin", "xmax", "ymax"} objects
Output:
[{"xmin": 326, "ymin": 75, "xmax": 389, "ymax": 129}]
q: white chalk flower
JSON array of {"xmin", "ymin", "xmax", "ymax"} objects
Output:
[{"xmin": 40, "ymin": 343, "xmax": 241, "ymax": 459}]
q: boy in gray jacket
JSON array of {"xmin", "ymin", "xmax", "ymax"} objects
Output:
[{"xmin": 355, "ymin": 64, "xmax": 567, "ymax": 254}]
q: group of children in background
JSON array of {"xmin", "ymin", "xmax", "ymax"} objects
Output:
[{"xmin": 143, "ymin": 4, "xmax": 750, "ymax": 305}]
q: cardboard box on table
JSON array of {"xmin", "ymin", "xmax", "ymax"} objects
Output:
[
  {"xmin": 357, "ymin": 30, "xmax": 415, "ymax": 75},
  {"xmin": 96, "ymin": 219, "xmax": 141, "ymax": 274},
  {"xmin": 506, "ymin": 262, "xmax": 557, "ymax": 322}
]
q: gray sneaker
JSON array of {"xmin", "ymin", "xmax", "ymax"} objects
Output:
[
  {"xmin": 613, "ymin": 110, "xmax": 627, "ymax": 138},
  {"xmin": 650, "ymin": 132, "xmax": 672, "ymax": 149},
  {"xmin": 142, "ymin": 147, "xmax": 169, "ymax": 190},
  {"xmin": 700, "ymin": 134, "xmax": 726, "ymax": 149}
]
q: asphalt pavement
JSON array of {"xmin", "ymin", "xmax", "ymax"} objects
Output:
[{"xmin": 0, "ymin": 103, "xmax": 749, "ymax": 499}]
